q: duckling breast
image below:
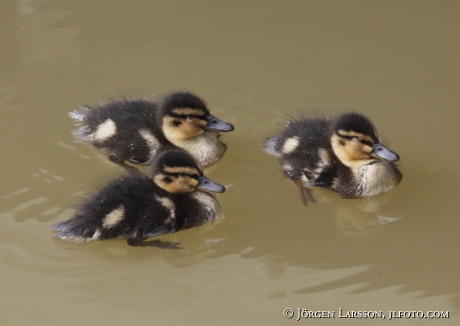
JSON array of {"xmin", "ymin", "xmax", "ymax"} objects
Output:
[
  {"xmin": 180, "ymin": 131, "xmax": 227, "ymax": 167},
  {"xmin": 357, "ymin": 162, "xmax": 402, "ymax": 197},
  {"xmin": 184, "ymin": 191, "xmax": 221, "ymax": 227}
]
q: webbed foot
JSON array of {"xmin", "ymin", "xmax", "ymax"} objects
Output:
[{"xmin": 296, "ymin": 181, "xmax": 317, "ymax": 207}]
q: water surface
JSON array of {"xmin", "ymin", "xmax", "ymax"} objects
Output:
[{"xmin": 1, "ymin": 1, "xmax": 460, "ymax": 325}]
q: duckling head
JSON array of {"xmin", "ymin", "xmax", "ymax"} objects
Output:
[
  {"xmin": 330, "ymin": 113, "xmax": 400, "ymax": 169},
  {"xmin": 160, "ymin": 92, "xmax": 234, "ymax": 145},
  {"xmin": 151, "ymin": 149, "xmax": 226, "ymax": 194}
]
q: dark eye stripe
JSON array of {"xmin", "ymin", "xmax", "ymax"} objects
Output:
[
  {"xmin": 170, "ymin": 113, "xmax": 207, "ymax": 121},
  {"xmin": 337, "ymin": 133, "xmax": 374, "ymax": 146},
  {"xmin": 361, "ymin": 140, "xmax": 373, "ymax": 147},
  {"xmin": 163, "ymin": 171, "xmax": 199, "ymax": 180}
]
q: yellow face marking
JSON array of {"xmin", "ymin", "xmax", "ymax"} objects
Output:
[
  {"xmin": 282, "ymin": 136, "xmax": 300, "ymax": 154},
  {"xmin": 337, "ymin": 130, "xmax": 374, "ymax": 143},
  {"xmin": 153, "ymin": 173, "xmax": 197, "ymax": 194},
  {"xmin": 362, "ymin": 144, "xmax": 373, "ymax": 154},
  {"xmin": 162, "ymin": 116, "xmax": 205, "ymax": 144},
  {"xmin": 171, "ymin": 108, "xmax": 205, "ymax": 116},
  {"xmin": 331, "ymin": 134, "xmax": 376, "ymax": 169},
  {"xmin": 189, "ymin": 178, "xmax": 199, "ymax": 187},
  {"xmin": 163, "ymin": 166, "xmax": 200, "ymax": 176},
  {"xmin": 195, "ymin": 119, "xmax": 207, "ymax": 128},
  {"xmin": 93, "ymin": 119, "xmax": 116, "ymax": 141},
  {"xmin": 102, "ymin": 205, "xmax": 125, "ymax": 228}
]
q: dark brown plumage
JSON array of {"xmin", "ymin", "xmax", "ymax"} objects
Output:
[
  {"xmin": 264, "ymin": 112, "xmax": 402, "ymax": 204},
  {"xmin": 52, "ymin": 150, "xmax": 225, "ymax": 248},
  {"xmin": 70, "ymin": 91, "xmax": 234, "ymax": 167}
]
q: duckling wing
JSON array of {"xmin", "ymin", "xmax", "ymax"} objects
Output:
[
  {"xmin": 301, "ymin": 169, "xmax": 324, "ymax": 186},
  {"xmin": 302, "ymin": 167, "xmax": 335, "ymax": 187}
]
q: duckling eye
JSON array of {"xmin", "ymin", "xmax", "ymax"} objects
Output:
[
  {"xmin": 351, "ymin": 137, "xmax": 360, "ymax": 143},
  {"xmin": 185, "ymin": 115, "xmax": 194, "ymax": 120},
  {"xmin": 178, "ymin": 172, "xmax": 187, "ymax": 178}
]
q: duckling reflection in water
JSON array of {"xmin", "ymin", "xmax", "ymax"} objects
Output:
[
  {"xmin": 70, "ymin": 91, "xmax": 234, "ymax": 169},
  {"xmin": 264, "ymin": 112, "xmax": 402, "ymax": 205},
  {"xmin": 52, "ymin": 150, "xmax": 225, "ymax": 248},
  {"xmin": 335, "ymin": 194, "xmax": 402, "ymax": 239}
]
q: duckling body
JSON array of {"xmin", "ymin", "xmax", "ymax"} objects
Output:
[
  {"xmin": 70, "ymin": 92, "xmax": 234, "ymax": 168},
  {"xmin": 264, "ymin": 113, "xmax": 402, "ymax": 202},
  {"xmin": 52, "ymin": 150, "xmax": 225, "ymax": 247}
]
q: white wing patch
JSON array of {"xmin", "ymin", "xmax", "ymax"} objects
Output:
[
  {"xmin": 314, "ymin": 148, "xmax": 332, "ymax": 173},
  {"xmin": 282, "ymin": 136, "xmax": 300, "ymax": 154},
  {"xmin": 92, "ymin": 119, "xmax": 117, "ymax": 141},
  {"xmin": 102, "ymin": 205, "xmax": 125, "ymax": 228},
  {"xmin": 154, "ymin": 195, "xmax": 176, "ymax": 225},
  {"xmin": 139, "ymin": 129, "xmax": 161, "ymax": 159},
  {"xmin": 92, "ymin": 229, "xmax": 102, "ymax": 240}
]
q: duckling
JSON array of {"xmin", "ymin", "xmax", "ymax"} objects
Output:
[
  {"xmin": 263, "ymin": 112, "xmax": 402, "ymax": 205},
  {"xmin": 70, "ymin": 91, "xmax": 234, "ymax": 168},
  {"xmin": 52, "ymin": 149, "xmax": 225, "ymax": 248}
]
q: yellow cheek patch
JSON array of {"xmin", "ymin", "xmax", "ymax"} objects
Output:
[
  {"xmin": 153, "ymin": 173, "xmax": 196, "ymax": 194},
  {"xmin": 331, "ymin": 134, "xmax": 375, "ymax": 167},
  {"xmin": 153, "ymin": 173, "xmax": 171, "ymax": 187},
  {"xmin": 337, "ymin": 130, "xmax": 374, "ymax": 143},
  {"xmin": 164, "ymin": 166, "xmax": 200, "ymax": 176},
  {"xmin": 362, "ymin": 144, "xmax": 373, "ymax": 154},
  {"xmin": 172, "ymin": 108, "xmax": 205, "ymax": 116},
  {"xmin": 195, "ymin": 119, "xmax": 207, "ymax": 128},
  {"xmin": 154, "ymin": 173, "xmax": 180, "ymax": 192},
  {"xmin": 163, "ymin": 116, "xmax": 205, "ymax": 143}
]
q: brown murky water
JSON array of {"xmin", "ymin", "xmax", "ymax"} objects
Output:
[{"xmin": 1, "ymin": 1, "xmax": 460, "ymax": 325}]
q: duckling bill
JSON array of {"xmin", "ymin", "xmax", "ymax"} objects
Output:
[
  {"xmin": 52, "ymin": 150, "xmax": 225, "ymax": 248},
  {"xmin": 263, "ymin": 112, "xmax": 402, "ymax": 204},
  {"xmin": 70, "ymin": 91, "xmax": 234, "ymax": 168}
]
